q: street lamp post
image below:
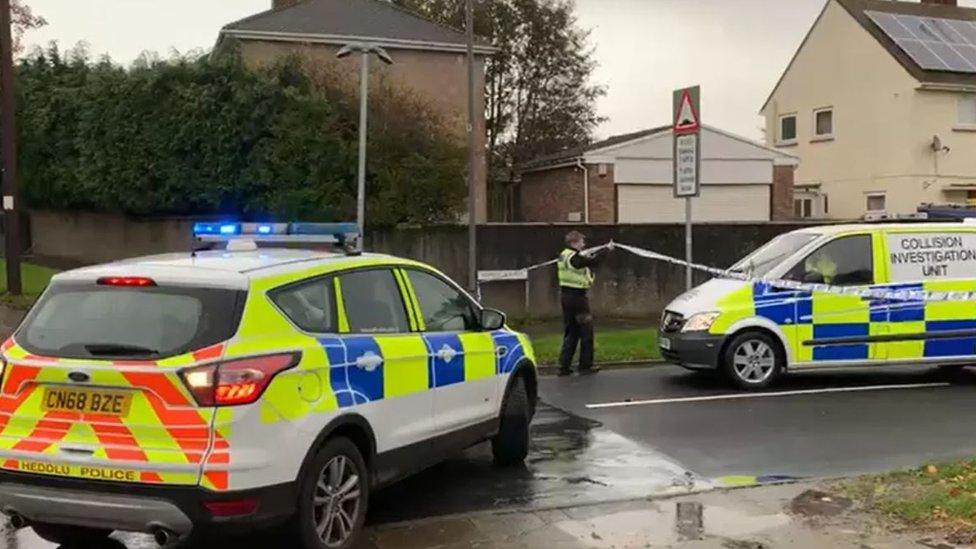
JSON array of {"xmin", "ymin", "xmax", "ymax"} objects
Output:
[
  {"xmin": 336, "ymin": 43, "xmax": 393, "ymax": 244},
  {"xmin": 0, "ymin": 0, "xmax": 20, "ymax": 295}
]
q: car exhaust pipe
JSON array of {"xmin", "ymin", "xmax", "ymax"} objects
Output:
[
  {"xmin": 152, "ymin": 527, "xmax": 176, "ymax": 547},
  {"xmin": 6, "ymin": 512, "xmax": 28, "ymax": 529}
]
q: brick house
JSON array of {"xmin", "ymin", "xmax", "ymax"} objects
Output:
[
  {"xmin": 515, "ymin": 125, "xmax": 799, "ymax": 223},
  {"xmin": 216, "ymin": 0, "xmax": 494, "ymax": 222}
]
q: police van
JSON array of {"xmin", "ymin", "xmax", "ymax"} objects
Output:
[
  {"xmin": 660, "ymin": 222, "xmax": 976, "ymax": 389},
  {"xmin": 0, "ymin": 223, "xmax": 537, "ymax": 548}
]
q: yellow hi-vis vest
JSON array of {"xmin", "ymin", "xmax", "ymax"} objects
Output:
[{"xmin": 558, "ymin": 248, "xmax": 594, "ymax": 289}]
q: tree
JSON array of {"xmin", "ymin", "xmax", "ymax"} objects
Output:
[
  {"xmin": 11, "ymin": 0, "xmax": 45, "ymax": 54},
  {"xmin": 392, "ymin": 0, "xmax": 604, "ymax": 180}
]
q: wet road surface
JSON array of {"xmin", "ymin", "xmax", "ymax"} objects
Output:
[
  {"xmin": 541, "ymin": 363, "xmax": 976, "ymax": 480},
  {"xmin": 1, "ymin": 403, "xmax": 701, "ymax": 548}
]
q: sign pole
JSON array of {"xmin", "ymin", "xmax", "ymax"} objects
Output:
[
  {"xmin": 672, "ymin": 86, "xmax": 701, "ymax": 292},
  {"xmin": 685, "ymin": 197, "xmax": 692, "ymax": 290}
]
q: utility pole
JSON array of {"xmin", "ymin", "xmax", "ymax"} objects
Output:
[
  {"xmin": 465, "ymin": 0, "xmax": 478, "ymax": 293},
  {"xmin": 0, "ymin": 0, "xmax": 20, "ymax": 295}
]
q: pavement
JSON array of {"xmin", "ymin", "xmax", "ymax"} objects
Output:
[{"xmin": 4, "ymin": 362, "xmax": 974, "ymax": 548}]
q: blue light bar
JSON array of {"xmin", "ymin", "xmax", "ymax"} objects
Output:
[{"xmin": 193, "ymin": 221, "xmax": 360, "ymax": 245}]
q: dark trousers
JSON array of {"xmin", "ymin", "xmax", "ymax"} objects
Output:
[{"xmin": 559, "ymin": 289, "xmax": 594, "ymax": 371}]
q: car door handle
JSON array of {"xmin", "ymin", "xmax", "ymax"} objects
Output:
[
  {"xmin": 355, "ymin": 352, "xmax": 383, "ymax": 372},
  {"xmin": 496, "ymin": 346, "xmax": 509, "ymax": 358}
]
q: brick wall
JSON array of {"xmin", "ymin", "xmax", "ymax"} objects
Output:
[
  {"xmin": 517, "ymin": 166, "xmax": 584, "ymax": 222},
  {"xmin": 587, "ymin": 163, "xmax": 616, "ymax": 223},
  {"xmin": 771, "ymin": 165, "xmax": 796, "ymax": 221}
]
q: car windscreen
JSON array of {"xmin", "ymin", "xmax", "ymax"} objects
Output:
[
  {"xmin": 730, "ymin": 233, "xmax": 821, "ymax": 278},
  {"xmin": 16, "ymin": 282, "xmax": 245, "ymax": 360}
]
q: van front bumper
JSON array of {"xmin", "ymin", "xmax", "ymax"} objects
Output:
[
  {"xmin": 659, "ymin": 330, "xmax": 725, "ymax": 370},
  {"xmin": 0, "ymin": 470, "xmax": 296, "ymax": 540}
]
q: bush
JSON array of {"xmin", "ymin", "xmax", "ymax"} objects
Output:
[{"xmin": 16, "ymin": 45, "xmax": 466, "ymax": 225}]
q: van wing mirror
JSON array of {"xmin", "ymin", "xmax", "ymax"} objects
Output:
[{"xmin": 480, "ymin": 308, "xmax": 506, "ymax": 331}]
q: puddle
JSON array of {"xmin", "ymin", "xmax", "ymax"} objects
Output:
[{"xmin": 369, "ymin": 403, "xmax": 705, "ymax": 523}]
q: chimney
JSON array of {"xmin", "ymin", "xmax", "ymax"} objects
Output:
[
  {"xmin": 273, "ymin": 0, "xmax": 301, "ymax": 9},
  {"xmin": 920, "ymin": 0, "xmax": 958, "ymax": 6}
]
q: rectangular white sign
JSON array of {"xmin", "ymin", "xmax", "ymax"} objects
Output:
[
  {"xmin": 887, "ymin": 232, "xmax": 976, "ymax": 282},
  {"xmin": 674, "ymin": 134, "xmax": 699, "ymax": 197}
]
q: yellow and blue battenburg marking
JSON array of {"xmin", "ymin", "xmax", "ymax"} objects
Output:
[
  {"xmin": 746, "ymin": 280, "xmax": 976, "ymax": 362},
  {"xmin": 317, "ymin": 330, "xmax": 528, "ymax": 408}
]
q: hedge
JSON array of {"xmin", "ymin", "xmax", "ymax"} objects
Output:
[{"xmin": 15, "ymin": 46, "xmax": 466, "ymax": 225}]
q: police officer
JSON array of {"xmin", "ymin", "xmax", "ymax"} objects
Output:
[{"xmin": 557, "ymin": 231, "xmax": 613, "ymax": 376}]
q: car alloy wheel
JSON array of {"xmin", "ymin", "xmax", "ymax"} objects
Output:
[
  {"xmin": 732, "ymin": 339, "xmax": 776, "ymax": 384},
  {"xmin": 313, "ymin": 455, "xmax": 362, "ymax": 548}
]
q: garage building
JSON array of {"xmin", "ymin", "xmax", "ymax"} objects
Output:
[{"xmin": 515, "ymin": 125, "xmax": 799, "ymax": 223}]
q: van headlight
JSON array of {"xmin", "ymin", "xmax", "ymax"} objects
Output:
[{"xmin": 681, "ymin": 312, "xmax": 720, "ymax": 332}]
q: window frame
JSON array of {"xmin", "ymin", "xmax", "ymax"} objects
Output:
[
  {"xmin": 777, "ymin": 113, "xmax": 798, "ymax": 146},
  {"xmin": 267, "ymin": 273, "xmax": 339, "ymax": 335},
  {"xmin": 400, "ymin": 266, "xmax": 485, "ymax": 333},
  {"xmin": 794, "ymin": 197, "xmax": 813, "ymax": 219},
  {"xmin": 956, "ymin": 94, "xmax": 976, "ymax": 130},
  {"xmin": 812, "ymin": 107, "xmax": 834, "ymax": 141},
  {"xmin": 335, "ymin": 266, "xmax": 414, "ymax": 335},
  {"xmin": 783, "ymin": 233, "xmax": 876, "ymax": 287},
  {"xmin": 865, "ymin": 192, "xmax": 887, "ymax": 214}
]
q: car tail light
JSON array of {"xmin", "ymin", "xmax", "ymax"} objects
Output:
[
  {"xmin": 180, "ymin": 353, "xmax": 300, "ymax": 407},
  {"xmin": 97, "ymin": 276, "xmax": 157, "ymax": 287},
  {"xmin": 202, "ymin": 498, "xmax": 259, "ymax": 517}
]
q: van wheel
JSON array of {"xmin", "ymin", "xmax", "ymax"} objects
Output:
[
  {"xmin": 297, "ymin": 437, "xmax": 368, "ymax": 549},
  {"xmin": 492, "ymin": 376, "xmax": 530, "ymax": 466},
  {"xmin": 723, "ymin": 331, "xmax": 783, "ymax": 390},
  {"xmin": 31, "ymin": 522, "xmax": 112, "ymax": 545}
]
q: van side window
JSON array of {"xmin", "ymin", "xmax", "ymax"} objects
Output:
[
  {"xmin": 405, "ymin": 269, "xmax": 478, "ymax": 332},
  {"xmin": 271, "ymin": 277, "xmax": 336, "ymax": 333},
  {"xmin": 786, "ymin": 235, "xmax": 874, "ymax": 286},
  {"xmin": 338, "ymin": 269, "xmax": 410, "ymax": 334}
]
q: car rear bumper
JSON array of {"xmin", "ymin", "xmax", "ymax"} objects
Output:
[
  {"xmin": 0, "ymin": 471, "xmax": 296, "ymax": 539},
  {"xmin": 659, "ymin": 330, "xmax": 725, "ymax": 370}
]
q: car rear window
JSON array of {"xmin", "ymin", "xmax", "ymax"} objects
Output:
[{"xmin": 16, "ymin": 282, "xmax": 245, "ymax": 359}]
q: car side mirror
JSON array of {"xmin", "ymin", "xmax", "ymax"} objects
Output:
[
  {"xmin": 480, "ymin": 308, "xmax": 506, "ymax": 331},
  {"xmin": 802, "ymin": 271, "xmax": 825, "ymax": 284}
]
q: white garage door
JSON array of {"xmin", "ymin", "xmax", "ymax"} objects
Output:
[{"xmin": 617, "ymin": 185, "xmax": 770, "ymax": 223}]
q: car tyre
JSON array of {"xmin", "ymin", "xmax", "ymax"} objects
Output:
[
  {"xmin": 30, "ymin": 522, "xmax": 112, "ymax": 545},
  {"xmin": 296, "ymin": 437, "xmax": 369, "ymax": 549},
  {"xmin": 492, "ymin": 375, "xmax": 531, "ymax": 466},
  {"xmin": 722, "ymin": 331, "xmax": 783, "ymax": 390}
]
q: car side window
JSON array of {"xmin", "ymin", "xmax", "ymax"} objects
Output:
[
  {"xmin": 405, "ymin": 269, "xmax": 479, "ymax": 332},
  {"xmin": 786, "ymin": 234, "xmax": 874, "ymax": 286},
  {"xmin": 338, "ymin": 269, "xmax": 410, "ymax": 334},
  {"xmin": 270, "ymin": 276, "xmax": 336, "ymax": 333}
]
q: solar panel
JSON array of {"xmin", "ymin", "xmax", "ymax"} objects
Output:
[{"xmin": 865, "ymin": 10, "xmax": 976, "ymax": 74}]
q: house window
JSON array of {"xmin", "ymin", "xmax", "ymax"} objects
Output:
[
  {"xmin": 866, "ymin": 193, "xmax": 886, "ymax": 213},
  {"xmin": 813, "ymin": 108, "xmax": 833, "ymax": 138},
  {"xmin": 778, "ymin": 114, "xmax": 797, "ymax": 144},
  {"xmin": 959, "ymin": 95, "xmax": 976, "ymax": 127},
  {"xmin": 823, "ymin": 194, "xmax": 829, "ymax": 215},
  {"xmin": 794, "ymin": 198, "xmax": 813, "ymax": 218},
  {"xmin": 968, "ymin": 190, "xmax": 976, "ymax": 206}
]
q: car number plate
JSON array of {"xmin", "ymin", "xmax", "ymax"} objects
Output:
[
  {"xmin": 42, "ymin": 387, "xmax": 133, "ymax": 416},
  {"xmin": 659, "ymin": 337, "xmax": 671, "ymax": 350}
]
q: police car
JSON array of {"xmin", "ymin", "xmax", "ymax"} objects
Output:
[
  {"xmin": 0, "ymin": 223, "xmax": 537, "ymax": 548},
  {"xmin": 660, "ymin": 222, "xmax": 976, "ymax": 389}
]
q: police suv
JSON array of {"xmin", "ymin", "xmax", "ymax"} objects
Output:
[
  {"xmin": 0, "ymin": 223, "xmax": 538, "ymax": 548},
  {"xmin": 660, "ymin": 222, "xmax": 976, "ymax": 389}
]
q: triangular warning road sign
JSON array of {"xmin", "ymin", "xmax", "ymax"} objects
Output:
[{"xmin": 674, "ymin": 89, "xmax": 700, "ymax": 135}]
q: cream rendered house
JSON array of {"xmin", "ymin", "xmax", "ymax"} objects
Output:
[{"xmin": 762, "ymin": 0, "xmax": 976, "ymax": 220}]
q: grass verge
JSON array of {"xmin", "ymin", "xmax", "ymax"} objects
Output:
[
  {"xmin": 0, "ymin": 260, "xmax": 59, "ymax": 309},
  {"xmin": 528, "ymin": 326, "xmax": 659, "ymax": 366},
  {"xmin": 842, "ymin": 460, "xmax": 976, "ymax": 544}
]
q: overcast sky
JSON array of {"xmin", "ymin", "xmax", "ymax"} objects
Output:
[{"xmin": 21, "ymin": 0, "xmax": 976, "ymax": 141}]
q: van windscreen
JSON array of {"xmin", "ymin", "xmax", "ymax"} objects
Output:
[
  {"xmin": 731, "ymin": 233, "xmax": 820, "ymax": 277},
  {"xmin": 16, "ymin": 282, "xmax": 244, "ymax": 360}
]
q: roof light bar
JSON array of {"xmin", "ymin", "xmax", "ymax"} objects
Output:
[{"xmin": 193, "ymin": 222, "xmax": 360, "ymax": 245}]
